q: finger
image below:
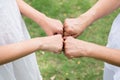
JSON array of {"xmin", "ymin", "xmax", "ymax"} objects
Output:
[
  {"xmin": 64, "ymin": 52, "xmax": 74, "ymax": 59},
  {"xmin": 58, "ymin": 29, "xmax": 63, "ymax": 35},
  {"xmin": 64, "ymin": 28, "xmax": 74, "ymax": 37},
  {"xmin": 53, "ymin": 32, "xmax": 58, "ymax": 35},
  {"xmin": 64, "ymin": 27, "xmax": 77, "ymax": 37},
  {"xmin": 53, "ymin": 32, "xmax": 63, "ymax": 36},
  {"xmin": 65, "ymin": 27, "xmax": 73, "ymax": 34},
  {"xmin": 63, "ymin": 36, "xmax": 72, "ymax": 42},
  {"xmin": 53, "ymin": 27, "xmax": 63, "ymax": 35},
  {"xmin": 63, "ymin": 19, "xmax": 69, "ymax": 27},
  {"xmin": 64, "ymin": 31, "xmax": 77, "ymax": 38},
  {"xmin": 64, "ymin": 32, "xmax": 70, "ymax": 37},
  {"xmin": 63, "ymin": 36, "xmax": 67, "ymax": 40},
  {"xmin": 71, "ymin": 34, "xmax": 79, "ymax": 38},
  {"xmin": 47, "ymin": 32, "xmax": 54, "ymax": 36},
  {"xmin": 64, "ymin": 50, "xmax": 75, "ymax": 59},
  {"xmin": 63, "ymin": 20, "xmax": 71, "ymax": 33}
]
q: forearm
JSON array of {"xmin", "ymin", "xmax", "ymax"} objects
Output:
[
  {"xmin": 87, "ymin": 44, "xmax": 120, "ymax": 66},
  {"xmin": 81, "ymin": 0, "xmax": 120, "ymax": 25},
  {"xmin": 16, "ymin": 0, "xmax": 47, "ymax": 25},
  {"xmin": 0, "ymin": 38, "xmax": 41, "ymax": 65}
]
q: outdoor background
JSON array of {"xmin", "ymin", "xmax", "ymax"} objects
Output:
[{"xmin": 24, "ymin": 0, "xmax": 120, "ymax": 80}]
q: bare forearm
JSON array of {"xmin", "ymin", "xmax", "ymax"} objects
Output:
[
  {"xmin": 87, "ymin": 44, "xmax": 120, "ymax": 66},
  {"xmin": 82, "ymin": 0, "xmax": 120, "ymax": 24},
  {"xmin": 16, "ymin": 0, "xmax": 47, "ymax": 25},
  {"xmin": 0, "ymin": 38, "xmax": 41, "ymax": 65},
  {"xmin": 0, "ymin": 35, "xmax": 63, "ymax": 65}
]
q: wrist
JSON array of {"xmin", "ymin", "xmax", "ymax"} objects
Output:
[
  {"xmin": 80, "ymin": 41, "xmax": 97, "ymax": 57},
  {"xmin": 79, "ymin": 12, "xmax": 96, "ymax": 26},
  {"xmin": 85, "ymin": 43, "xmax": 100, "ymax": 58},
  {"xmin": 32, "ymin": 37, "xmax": 43, "ymax": 51},
  {"xmin": 35, "ymin": 12, "xmax": 48, "ymax": 25}
]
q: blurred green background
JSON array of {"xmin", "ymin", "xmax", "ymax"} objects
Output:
[{"xmin": 24, "ymin": 0, "xmax": 120, "ymax": 80}]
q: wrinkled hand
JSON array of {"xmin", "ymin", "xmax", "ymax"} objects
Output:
[
  {"xmin": 40, "ymin": 34, "xmax": 63, "ymax": 53},
  {"xmin": 41, "ymin": 17, "xmax": 63, "ymax": 36},
  {"xmin": 64, "ymin": 36, "xmax": 92, "ymax": 58}
]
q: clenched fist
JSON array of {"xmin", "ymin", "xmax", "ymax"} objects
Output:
[
  {"xmin": 40, "ymin": 17, "xmax": 63, "ymax": 36},
  {"xmin": 64, "ymin": 15, "xmax": 92, "ymax": 38},
  {"xmin": 39, "ymin": 34, "xmax": 63, "ymax": 53},
  {"xmin": 64, "ymin": 36, "xmax": 93, "ymax": 58}
]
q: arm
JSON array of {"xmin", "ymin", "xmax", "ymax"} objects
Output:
[
  {"xmin": 64, "ymin": 37, "xmax": 120, "ymax": 67},
  {"xmin": 0, "ymin": 35, "xmax": 63, "ymax": 65},
  {"xmin": 82, "ymin": 0, "xmax": 120, "ymax": 23},
  {"xmin": 88, "ymin": 44, "xmax": 120, "ymax": 67},
  {"xmin": 16, "ymin": 0, "xmax": 63, "ymax": 35},
  {"xmin": 16, "ymin": 0, "xmax": 46, "ymax": 25},
  {"xmin": 0, "ymin": 38, "xmax": 41, "ymax": 65},
  {"xmin": 64, "ymin": 0, "xmax": 120, "ymax": 37}
]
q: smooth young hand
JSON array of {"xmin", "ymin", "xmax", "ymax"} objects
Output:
[
  {"xmin": 64, "ymin": 36, "xmax": 93, "ymax": 58},
  {"xmin": 39, "ymin": 34, "xmax": 63, "ymax": 53},
  {"xmin": 40, "ymin": 17, "xmax": 63, "ymax": 36},
  {"xmin": 64, "ymin": 15, "xmax": 93, "ymax": 38}
]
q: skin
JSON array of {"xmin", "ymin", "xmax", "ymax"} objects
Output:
[
  {"xmin": 0, "ymin": 0, "xmax": 64, "ymax": 65},
  {"xmin": 2, "ymin": 0, "xmax": 120, "ymax": 67},
  {"xmin": 0, "ymin": 35, "xmax": 63, "ymax": 65},
  {"xmin": 64, "ymin": 37, "xmax": 120, "ymax": 66},
  {"xmin": 64, "ymin": 0, "xmax": 120, "ymax": 67},
  {"xmin": 64, "ymin": 0, "xmax": 120, "ymax": 37},
  {"xmin": 16, "ymin": 0, "xmax": 63, "ymax": 35}
]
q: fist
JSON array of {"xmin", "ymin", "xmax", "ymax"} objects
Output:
[
  {"xmin": 41, "ymin": 17, "xmax": 63, "ymax": 36},
  {"xmin": 64, "ymin": 37, "xmax": 91, "ymax": 58},
  {"xmin": 40, "ymin": 34, "xmax": 63, "ymax": 53},
  {"xmin": 64, "ymin": 18, "xmax": 82, "ymax": 38},
  {"xmin": 64, "ymin": 16, "xmax": 90, "ymax": 38}
]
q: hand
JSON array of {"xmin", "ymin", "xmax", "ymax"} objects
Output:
[
  {"xmin": 40, "ymin": 17, "xmax": 63, "ymax": 36},
  {"xmin": 64, "ymin": 15, "xmax": 92, "ymax": 38},
  {"xmin": 64, "ymin": 36, "xmax": 93, "ymax": 58},
  {"xmin": 40, "ymin": 34, "xmax": 63, "ymax": 53}
]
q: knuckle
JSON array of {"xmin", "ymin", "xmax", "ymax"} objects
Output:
[
  {"xmin": 59, "ymin": 28, "xmax": 63, "ymax": 31},
  {"xmin": 66, "ymin": 28, "xmax": 73, "ymax": 33},
  {"xmin": 58, "ymin": 48, "xmax": 62, "ymax": 53},
  {"xmin": 65, "ymin": 50, "xmax": 70, "ymax": 55}
]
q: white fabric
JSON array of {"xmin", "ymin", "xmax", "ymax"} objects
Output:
[
  {"xmin": 0, "ymin": 0, "xmax": 42, "ymax": 80},
  {"xmin": 103, "ymin": 14, "xmax": 120, "ymax": 80}
]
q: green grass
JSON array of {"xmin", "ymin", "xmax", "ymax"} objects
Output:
[{"xmin": 24, "ymin": 0, "xmax": 120, "ymax": 80}]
